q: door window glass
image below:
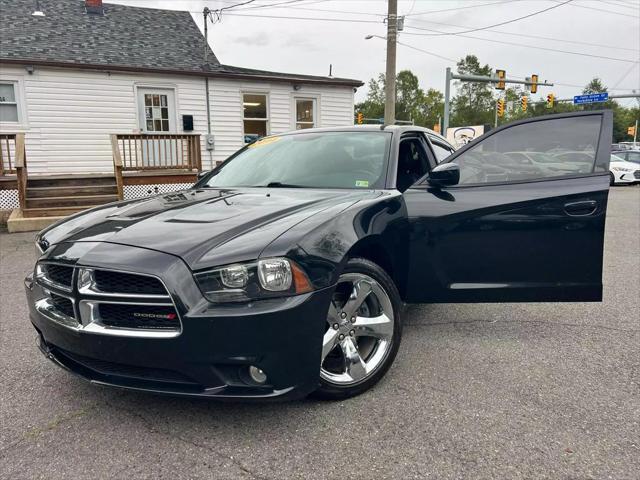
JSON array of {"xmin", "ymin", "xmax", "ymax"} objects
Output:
[
  {"xmin": 295, "ymin": 98, "xmax": 315, "ymax": 129},
  {"xmin": 144, "ymin": 94, "xmax": 170, "ymax": 132},
  {"xmin": 0, "ymin": 83, "xmax": 19, "ymax": 122},
  {"xmin": 453, "ymin": 116, "xmax": 602, "ymax": 185},
  {"xmin": 243, "ymin": 94, "xmax": 268, "ymax": 142},
  {"xmin": 428, "ymin": 136, "xmax": 455, "ymax": 163},
  {"xmin": 397, "ymin": 137, "xmax": 430, "ymax": 191}
]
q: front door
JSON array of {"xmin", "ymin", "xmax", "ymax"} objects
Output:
[
  {"xmin": 136, "ymin": 88, "xmax": 177, "ymax": 167},
  {"xmin": 404, "ymin": 111, "xmax": 613, "ymax": 303}
]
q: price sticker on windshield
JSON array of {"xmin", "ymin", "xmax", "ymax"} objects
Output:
[
  {"xmin": 248, "ymin": 136, "xmax": 281, "ymax": 149},
  {"xmin": 355, "ymin": 180, "xmax": 369, "ymax": 188}
]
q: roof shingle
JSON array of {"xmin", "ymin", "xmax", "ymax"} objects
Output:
[{"xmin": 0, "ymin": 0, "xmax": 362, "ymax": 87}]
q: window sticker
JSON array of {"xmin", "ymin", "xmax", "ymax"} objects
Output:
[
  {"xmin": 248, "ymin": 136, "xmax": 280, "ymax": 149},
  {"xmin": 355, "ymin": 180, "xmax": 369, "ymax": 187}
]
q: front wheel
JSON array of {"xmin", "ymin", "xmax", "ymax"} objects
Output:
[
  {"xmin": 610, "ymin": 172, "xmax": 616, "ymax": 186},
  {"xmin": 314, "ymin": 258, "xmax": 403, "ymax": 400}
]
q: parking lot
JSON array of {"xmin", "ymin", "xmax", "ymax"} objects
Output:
[{"xmin": 1, "ymin": 186, "xmax": 638, "ymax": 480}]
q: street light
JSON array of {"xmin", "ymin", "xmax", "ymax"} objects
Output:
[{"xmin": 365, "ymin": 34, "xmax": 386, "ymax": 41}]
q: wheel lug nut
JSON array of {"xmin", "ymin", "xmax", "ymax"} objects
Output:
[
  {"xmin": 350, "ymin": 316, "xmax": 356, "ymax": 323},
  {"xmin": 340, "ymin": 312, "xmax": 347, "ymax": 319},
  {"xmin": 349, "ymin": 330, "xmax": 355, "ymax": 336},
  {"xmin": 332, "ymin": 323, "xmax": 339, "ymax": 330},
  {"xmin": 339, "ymin": 334, "xmax": 345, "ymax": 340}
]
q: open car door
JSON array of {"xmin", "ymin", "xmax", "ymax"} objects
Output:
[{"xmin": 404, "ymin": 111, "xmax": 613, "ymax": 303}]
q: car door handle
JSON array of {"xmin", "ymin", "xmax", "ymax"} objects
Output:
[{"xmin": 564, "ymin": 200, "xmax": 598, "ymax": 216}]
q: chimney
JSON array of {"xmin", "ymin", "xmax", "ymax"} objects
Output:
[{"xmin": 85, "ymin": 0, "xmax": 104, "ymax": 14}]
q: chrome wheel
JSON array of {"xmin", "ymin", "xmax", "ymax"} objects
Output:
[{"xmin": 320, "ymin": 273, "xmax": 395, "ymax": 386}]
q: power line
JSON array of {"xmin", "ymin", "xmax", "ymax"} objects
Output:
[
  {"xmin": 598, "ymin": 0, "xmax": 640, "ymax": 11},
  {"xmin": 405, "ymin": 18, "xmax": 639, "ymax": 53},
  {"xmin": 236, "ymin": 0, "xmax": 324, "ymax": 11},
  {"xmin": 405, "ymin": 0, "xmax": 519, "ymax": 17},
  {"xmin": 218, "ymin": 12, "xmax": 381, "ymax": 23},
  {"xmin": 396, "ymin": 41, "xmax": 458, "ymax": 63},
  {"xmin": 405, "ymin": 0, "xmax": 573, "ymax": 37},
  {"xmin": 553, "ymin": 0, "xmax": 636, "ymax": 17},
  {"xmin": 611, "ymin": 62, "xmax": 640, "ymax": 89},
  {"xmin": 401, "ymin": 25, "xmax": 639, "ymax": 63}
]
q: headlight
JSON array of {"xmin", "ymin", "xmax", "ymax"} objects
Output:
[
  {"xmin": 34, "ymin": 235, "xmax": 48, "ymax": 256},
  {"xmin": 612, "ymin": 166, "xmax": 632, "ymax": 172},
  {"xmin": 194, "ymin": 257, "xmax": 313, "ymax": 303}
]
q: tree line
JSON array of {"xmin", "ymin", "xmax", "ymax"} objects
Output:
[{"xmin": 355, "ymin": 55, "xmax": 639, "ymax": 143}]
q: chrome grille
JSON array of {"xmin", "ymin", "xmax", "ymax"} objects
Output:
[
  {"xmin": 44, "ymin": 265, "xmax": 74, "ymax": 288},
  {"xmin": 34, "ymin": 263, "xmax": 181, "ymax": 338},
  {"xmin": 98, "ymin": 303, "xmax": 180, "ymax": 330},
  {"xmin": 93, "ymin": 270, "xmax": 166, "ymax": 295},
  {"xmin": 50, "ymin": 293, "xmax": 75, "ymax": 318}
]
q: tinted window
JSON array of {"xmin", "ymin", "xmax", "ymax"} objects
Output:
[
  {"xmin": 625, "ymin": 151, "xmax": 640, "ymax": 163},
  {"xmin": 454, "ymin": 116, "xmax": 602, "ymax": 185},
  {"xmin": 429, "ymin": 138, "xmax": 455, "ymax": 163},
  {"xmin": 203, "ymin": 131, "xmax": 391, "ymax": 189}
]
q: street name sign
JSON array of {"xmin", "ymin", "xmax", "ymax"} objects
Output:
[{"xmin": 573, "ymin": 93, "xmax": 609, "ymax": 105}]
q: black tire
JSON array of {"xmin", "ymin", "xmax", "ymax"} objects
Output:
[
  {"xmin": 313, "ymin": 257, "xmax": 403, "ymax": 400},
  {"xmin": 610, "ymin": 172, "xmax": 615, "ymax": 186}
]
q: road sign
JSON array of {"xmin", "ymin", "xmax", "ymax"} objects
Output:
[{"xmin": 573, "ymin": 92, "xmax": 609, "ymax": 105}]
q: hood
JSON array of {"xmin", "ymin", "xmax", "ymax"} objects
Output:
[
  {"xmin": 40, "ymin": 188, "xmax": 374, "ymax": 269},
  {"xmin": 610, "ymin": 160, "xmax": 639, "ymax": 170}
]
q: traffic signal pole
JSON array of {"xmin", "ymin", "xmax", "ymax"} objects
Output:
[{"xmin": 442, "ymin": 72, "xmax": 554, "ymax": 133}]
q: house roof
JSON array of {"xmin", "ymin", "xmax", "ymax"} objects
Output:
[{"xmin": 0, "ymin": 0, "xmax": 363, "ymax": 87}]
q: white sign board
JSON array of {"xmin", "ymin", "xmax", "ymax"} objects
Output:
[{"xmin": 446, "ymin": 125, "xmax": 487, "ymax": 149}]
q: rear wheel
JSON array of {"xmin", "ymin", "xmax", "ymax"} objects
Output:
[{"xmin": 314, "ymin": 258, "xmax": 402, "ymax": 400}]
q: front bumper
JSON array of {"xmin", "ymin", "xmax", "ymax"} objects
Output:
[
  {"xmin": 27, "ymin": 242, "xmax": 332, "ymax": 400},
  {"xmin": 612, "ymin": 170, "xmax": 640, "ymax": 184}
]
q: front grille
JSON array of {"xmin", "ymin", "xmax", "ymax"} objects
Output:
[
  {"xmin": 54, "ymin": 348, "xmax": 199, "ymax": 386},
  {"xmin": 93, "ymin": 270, "xmax": 167, "ymax": 295},
  {"xmin": 50, "ymin": 293, "xmax": 75, "ymax": 319},
  {"xmin": 634, "ymin": 170, "xmax": 640, "ymax": 179},
  {"xmin": 43, "ymin": 264, "xmax": 73, "ymax": 288},
  {"xmin": 98, "ymin": 303, "xmax": 179, "ymax": 330}
]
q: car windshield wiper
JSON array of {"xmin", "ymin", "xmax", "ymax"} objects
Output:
[{"xmin": 261, "ymin": 182, "xmax": 306, "ymax": 188}]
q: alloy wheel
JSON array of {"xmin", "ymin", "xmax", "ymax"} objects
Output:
[{"xmin": 320, "ymin": 273, "xmax": 395, "ymax": 386}]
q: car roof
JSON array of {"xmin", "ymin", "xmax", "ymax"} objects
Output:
[{"xmin": 272, "ymin": 125, "xmax": 452, "ymax": 146}]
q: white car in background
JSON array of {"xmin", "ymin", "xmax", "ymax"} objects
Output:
[{"xmin": 609, "ymin": 154, "xmax": 640, "ymax": 185}]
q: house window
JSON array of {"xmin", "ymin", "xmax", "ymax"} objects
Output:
[
  {"xmin": 243, "ymin": 93, "xmax": 268, "ymax": 143},
  {"xmin": 0, "ymin": 82, "xmax": 19, "ymax": 123},
  {"xmin": 144, "ymin": 94, "xmax": 170, "ymax": 132},
  {"xmin": 295, "ymin": 98, "xmax": 316, "ymax": 129}
]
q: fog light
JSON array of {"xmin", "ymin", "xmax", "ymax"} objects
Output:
[{"xmin": 248, "ymin": 365, "xmax": 267, "ymax": 384}]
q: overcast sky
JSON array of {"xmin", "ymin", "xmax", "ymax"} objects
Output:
[{"xmin": 110, "ymin": 0, "xmax": 640, "ymax": 106}]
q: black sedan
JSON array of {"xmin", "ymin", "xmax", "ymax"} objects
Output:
[{"xmin": 26, "ymin": 111, "xmax": 613, "ymax": 400}]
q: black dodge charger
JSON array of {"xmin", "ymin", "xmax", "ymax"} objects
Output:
[{"xmin": 26, "ymin": 111, "xmax": 612, "ymax": 400}]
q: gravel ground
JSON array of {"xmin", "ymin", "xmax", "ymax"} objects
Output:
[{"xmin": 1, "ymin": 186, "xmax": 638, "ymax": 480}]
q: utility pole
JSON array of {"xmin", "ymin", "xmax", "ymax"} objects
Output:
[
  {"xmin": 443, "ymin": 67, "xmax": 451, "ymax": 136},
  {"xmin": 384, "ymin": 0, "xmax": 397, "ymax": 126}
]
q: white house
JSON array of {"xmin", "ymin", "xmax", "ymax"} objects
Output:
[{"xmin": 0, "ymin": 0, "xmax": 361, "ymax": 220}]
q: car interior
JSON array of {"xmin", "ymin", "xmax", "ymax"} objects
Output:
[{"xmin": 396, "ymin": 137, "xmax": 432, "ymax": 192}]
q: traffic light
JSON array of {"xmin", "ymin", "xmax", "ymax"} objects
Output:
[
  {"xmin": 546, "ymin": 93, "xmax": 555, "ymax": 109},
  {"xmin": 497, "ymin": 98, "xmax": 505, "ymax": 117},
  {"xmin": 356, "ymin": 112, "xmax": 363, "ymax": 125},
  {"xmin": 530, "ymin": 74, "xmax": 538, "ymax": 94},
  {"xmin": 496, "ymin": 69, "xmax": 506, "ymax": 90},
  {"xmin": 521, "ymin": 96, "xmax": 528, "ymax": 112},
  {"xmin": 629, "ymin": 126, "xmax": 636, "ymax": 136}
]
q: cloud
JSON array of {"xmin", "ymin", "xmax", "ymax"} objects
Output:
[{"xmin": 231, "ymin": 32, "xmax": 271, "ymax": 47}]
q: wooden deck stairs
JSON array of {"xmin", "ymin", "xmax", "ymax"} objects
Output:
[{"xmin": 22, "ymin": 174, "xmax": 120, "ymax": 218}]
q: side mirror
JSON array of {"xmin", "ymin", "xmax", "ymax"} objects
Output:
[
  {"xmin": 427, "ymin": 162, "xmax": 460, "ymax": 187},
  {"xmin": 197, "ymin": 170, "xmax": 209, "ymax": 180}
]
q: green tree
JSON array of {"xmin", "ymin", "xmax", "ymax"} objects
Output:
[
  {"xmin": 354, "ymin": 70, "xmax": 442, "ymax": 127},
  {"xmin": 450, "ymin": 55, "xmax": 495, "ymax": 127}
]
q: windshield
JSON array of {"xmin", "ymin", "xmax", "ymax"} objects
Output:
[
  {"xmin": 610, "ymin": 154, "xmax": 625, "ymax": 163},
  {"xmin": 202, "ymin": 131, "xmax": 392, "ymax": 189}
]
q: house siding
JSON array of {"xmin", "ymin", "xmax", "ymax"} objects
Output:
[{"xmin": 0, "ymin": 64, "xmax": 356, "ymax": 174}]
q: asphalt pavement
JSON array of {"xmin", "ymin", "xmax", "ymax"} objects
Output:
[{"xmin": 1, "ymin": 186, "xmax": 638, "ymax": 480}]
